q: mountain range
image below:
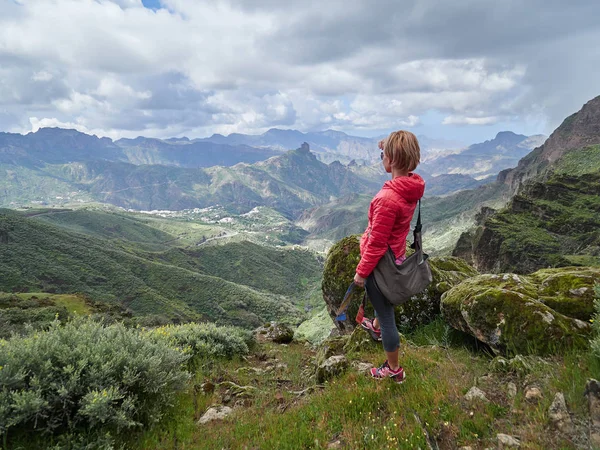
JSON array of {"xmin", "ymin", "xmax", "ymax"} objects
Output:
[
  {"xmin": 419, "ymin": 131, "xmax": 546, "ymax": 180},
  {"xmin": 0, "ymin": 128, "xmax": 278, "ymax": 169}
]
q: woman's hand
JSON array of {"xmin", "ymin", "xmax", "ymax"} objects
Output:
[
  {"xmin": 378, "ymin": 139, "xmax": 386, "ymax": 150},
  {"xmin": 354, "ymin": 273, "xmax": 367, "ymax": 288}
]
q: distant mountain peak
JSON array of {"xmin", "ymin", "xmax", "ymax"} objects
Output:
[
  {"xmin": 317, "ymin": 129, "xmax": 349, "ymax": 138},
  {"xmin": 502, "ymin": 94, "xmax": 600, "ymax": 192},
  {"xmin": 495, "ymin": 131, "xmax": 520, "ymax": 139}
]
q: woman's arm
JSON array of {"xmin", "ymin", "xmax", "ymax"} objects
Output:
[{"xmin": 355, "ymin": 197, "xmax": 396, "ymax": 280}]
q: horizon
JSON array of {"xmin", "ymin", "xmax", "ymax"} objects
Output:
[{"xmin": 2, "ymin": 124, "xmax": 545, "ymax": 148}]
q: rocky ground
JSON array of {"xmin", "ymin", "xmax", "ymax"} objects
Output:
[{"xmin": 134, "ymin": 322, "xmax": 600, "ymax": 449}]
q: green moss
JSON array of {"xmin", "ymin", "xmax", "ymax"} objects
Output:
[
  {"xmin": 553, "ymin": 145, "xmax": 600, "ymax": 176},
  {"xmin": 442, "ymin": 273, "xmax": 592, "ymax": 356},
  {"xmin": 320, "ymin": 235, "xmax": 364, "ymax": 331},
  {"xmin": 528, "ymin": 267, "xmax": 600, "ymax": 320}
]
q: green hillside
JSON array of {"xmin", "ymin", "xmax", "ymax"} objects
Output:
[
  {"xmin": 459, "ymin": 145, "xmax": 600, "ymax": 273},
  {"xmin": 0, "ymin": 208, "xmax": 321, "ymax": 327},
  {"xmin": 157, "ymin": 241, "xmax": 321, "ymax": 300},
  {"xmin": 34, "ymin": 209, "xmax": 176, "ymax": 250}
]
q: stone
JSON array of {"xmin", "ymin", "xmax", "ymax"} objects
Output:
[
  {"xmin": 441, "ymin": 272, "xmax": 591, "ymax": 356},
  {"xmin": 343, "ymin": 326, "xmax": 377, "ymax": 354},
  {"xmin": 197, "ymin": 406, "xmax": 233, "ymax": 425},
  {"xmin": 270, "ymin": 323, "xmax": 294, "ymax": 343},
  {"xmin": 316, "ymin": 355, "xmax": 348, "ymax": 383},
  {"xmin": 584, "ymin": 379, "xmax": 600, "ymax": 448},
  {"xmin": 524, "ymin": 386, "xmax": 543, "ymax": 402},
  {"xmin": 496, "ymin": 433, "xmax": 520, "ymax": 448},
  {"xmin": 322, "ymin": 236, "xmax": 479, "ymax": 334},
  {"xmin": 548, "ymin": 392, "xmax": 573, "ymax": 434},
  {"xmin": 255, "ymin": 322, "xmax": 294, "ymax": 343},
  {"xmin": 327, "ymin": 440, "xmax": 343, "ymax": 448},
  {"xmin": 352, "ymin": 361, "xmax": 373, "ymax": 375},
  {"xmin": 201, "ymin": 381, "xmax": 215, "ymax": 394},
  {"xmin": 219, "ymin": 381, "xmax": 258, "ymax": 399},
  {"xmin": 528, "ymin": 268, "xmax": 600, "ymax": 321},
  {"xmin": 507, "ymin": 382, "xmax": 517, "ymax": 399},
  {"xmin": 315, "ymin": 335, "xmax": 349, "ymax": 366},
  {"xmin": 465, "ymin": 386, "xmax": 489, "ymax": 402}
]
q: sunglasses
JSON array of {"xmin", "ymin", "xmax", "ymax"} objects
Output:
[{"xmin": 380, "ymin": 151, "xmax": 384, "ymax": 160}]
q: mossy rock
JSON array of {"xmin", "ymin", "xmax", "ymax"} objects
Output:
[
  {"xmin": 315, "ymin": 355, "xmax": 348, "ymax": 383},
  {"xmin": 321, "ymin": 236, "xmax": 479, "ymax": 333},
  {"xmin": 343, "ymin": 326, "xmax": 379, "ymax": 354},
  {"xmin": 321, "ymin": 235, "xmax": 364, "ymax": 334},
  {"xmin": 315, "ymin": 335, "xmax": 349, "ymax": 366},
  {"xmin": 441, "ymin": 273, "xmax": 591, "ymax": 356},
  {"xmin": 527, "ymin": 267, "xmax": 600, "ymax": 320}
]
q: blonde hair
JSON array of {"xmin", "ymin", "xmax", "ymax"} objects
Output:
[{"xmin": 384, "ymin": 130, "xmax": 420, "ymax": 172}]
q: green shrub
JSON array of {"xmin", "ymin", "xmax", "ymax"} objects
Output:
[
  {"xmin": 145, "ymin": 322, "xmax": 254, "ymax": 369},
  {"xmin": 0, "ymin": 318, "xmax": 190, "ymax": 447}
]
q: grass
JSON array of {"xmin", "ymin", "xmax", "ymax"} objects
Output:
[
  {"xmin": 131, "ymin": 322, "xmax": 596, "ymax": 449},
  {"xmin": 15, "ymin": 293, "xmax": 92, "ymax": 315}
]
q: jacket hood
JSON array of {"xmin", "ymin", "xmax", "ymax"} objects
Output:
[{"xmin": 383, "ymin": 172, "xmax": 425, "ymax": 203}]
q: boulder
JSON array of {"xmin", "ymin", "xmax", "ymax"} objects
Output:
[
  {"xmin": 315, "ymin": 335, "xmax": 349, "ymax": 366},
  {"xmin": 528, "ymin": 267, "xmax": 600, "ymax": 320},
  {"xmin": 584, "ymin": 379, "xmax": 600, "ymax": 448},
  {"xmin": 322, "ymin": 235, "xmax": 478, "ymax": 333},
  {"xmin": 507, "ymin": 382, "xmax": 517, "ymax": 399},
  {"xmin": 548, "ymin": 392, "xmax": 573, "ymax": 434},
  {"xmin": 465, "ymin": 386, "xmax": 489, "ymax": 403},
  {"xmin": 256, "ymin": 322, "xmax": 294, "ymax": 343},
  {"xmin": 351, "ymin": 361, "xmax": 373, "ymax": 375},
  {"xmin": 343, "ymin": 326, "xmax": 378, "ymax": 354},
  {"xmin": 524, "ymin": 386, "xmax": 543, "ymax": 402},
  {"xmin": 197, "ymin": 405, "xmax": 233, "ymax": 425},
  {"xmin": 316, "ymin": 355, "xmax": 348, "ymax": 383},
  {"xmin": 497, "ymin": 433, "xmax": 520, "ymax": 448},
  {"xmin": 441, "ymin": 273, "xmax": 591, "ymax": 355}
]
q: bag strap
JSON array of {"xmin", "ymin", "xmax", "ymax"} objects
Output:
[
  {"xmin": 415, "ymin": 199, "xmax": 422, "ymax": 233},
  {"xmin": 410, "ymin": 200, "xmax": 423, "ymax": 251}
]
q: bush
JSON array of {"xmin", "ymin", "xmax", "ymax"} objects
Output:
[
  {"xmin": 0, "ymin": 318, "xmax": 190, "ymax": 447},
  {"xmin": 145, "ymin": 322, "xmax": 254, "ymax": 369}
]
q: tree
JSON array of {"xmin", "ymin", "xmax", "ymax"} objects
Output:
[{"xmin": 0, "ymin": 216, "xmax": 15, "ymax": 244}]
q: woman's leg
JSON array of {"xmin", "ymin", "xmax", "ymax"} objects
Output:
[{"xmin": 366, "ymin": 275, "xmax": 400, "ymax": 369}]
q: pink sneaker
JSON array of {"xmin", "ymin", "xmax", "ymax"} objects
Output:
[
  {"xmin": 360, "ymin": 318, "xmax": 382, "ymax": 342},
  {"xmin": 370, "ymin": 360, "xmax": 406, "ymax": 384}
]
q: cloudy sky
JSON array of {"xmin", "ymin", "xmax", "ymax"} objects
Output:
[{"xmin": 1, "ymin": 0, "xmax": 599, "ymax": 143}]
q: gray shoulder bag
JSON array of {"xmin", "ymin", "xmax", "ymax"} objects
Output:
[{"xmin": 372, "ymin": 200, "xmax": 432, "ymax": 305}]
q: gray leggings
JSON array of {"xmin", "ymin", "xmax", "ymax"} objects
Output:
[{"xmin": 366, "ymin": 275, "xmax": 400, "ymax": 352}]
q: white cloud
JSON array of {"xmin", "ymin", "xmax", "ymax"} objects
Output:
[
  {"xmin": 0, "ymin": 0, "xmax": 598, "ymax": 139},
  {"xmin": 32, "ymin": 71, "xmax": 54, "ymax": 82},
  {"xmin": 442, "ymin": 116, "xmax": 500, "ymax": 126}
]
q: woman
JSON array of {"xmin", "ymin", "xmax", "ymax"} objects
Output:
[{"xmin": 353, "ymin": 130, "xmax": 425, "ymax": 383}]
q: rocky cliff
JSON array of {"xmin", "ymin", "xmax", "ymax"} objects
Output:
[{"xmin": 454, "ymin": 95, "xmax": 600, "ymax": 274}]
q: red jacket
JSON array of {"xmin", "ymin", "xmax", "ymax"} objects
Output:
[{"xmin": 356, "ymin": 173, "xmax": 425, "ymax": 278}]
